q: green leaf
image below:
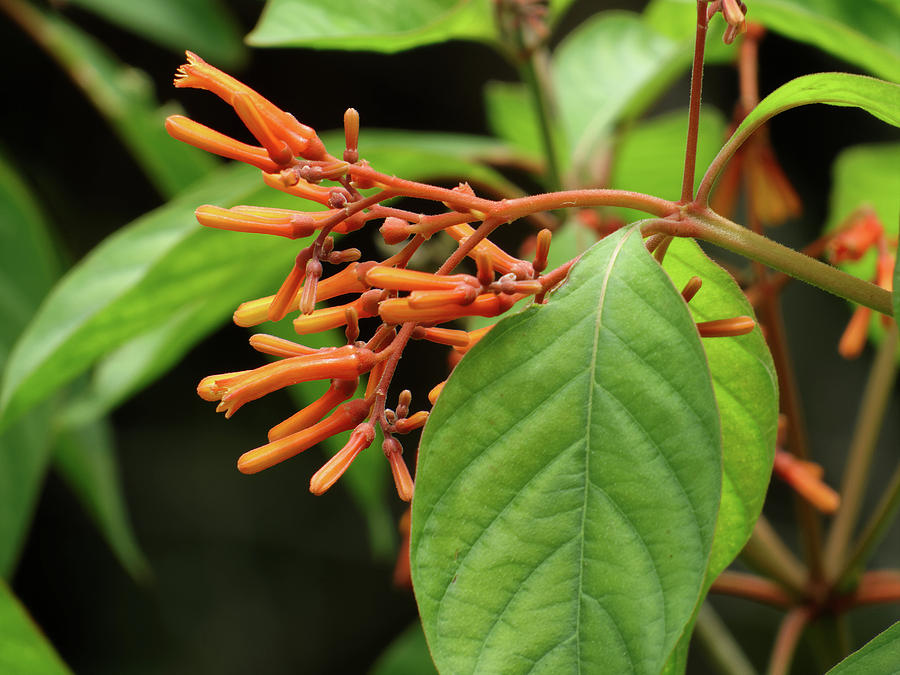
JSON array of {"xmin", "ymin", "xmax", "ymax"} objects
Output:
[
  {"xmin": 644, "ymin": 0, "xmax": 900, "ymax": 81},
  {"xmin": 247, "ymin": 0, "xmax": 497, "ymax": 52},
  {"xmin": 483, "ymin": 81, "xmax": 543, "ymax": 160},
  {"xmin": 53, "ymin": 417, "xmax": 150, "ymax": 582},
  {"xmin": 412, "ymin": 226, "xmax": 721, "ymax": 674},
  {"xmin": 553, "ymin": 11, "xmax": 687, "ymax": 174},
  {"xmin": 370, "ymin": 622, "xmax": 438, "ymax": 675},
  {"xmin": 63, "ymin": 0, "xmax": 246, "ymax": 68},
  {"xmin": 827, "ymin": 621, "xmax": 900, "ymax": 674},
  {"xmin": 0, "ymin": 580, "xmax": 72, "ymax": 675},
  {"xmin": 705, "ymin": 73, "xmax": 900, "ymax": 199},
  {"xmin": 0, "ymin": 163, "xmax": 300, "ymax": 430},
  {"xmin": 661, "ymin": 240, "xmax": 777, "ymax": 581},
  {"xmin": 16, "ymin": 3, "xmax": 217, "ymax": 197},
  {"xmin": 0, "ymin": 150, "xmax": 61, "ymax": 577},
  {"xmin": 642, "ymin": 0, "xmax": 734, "ymax": 64}
]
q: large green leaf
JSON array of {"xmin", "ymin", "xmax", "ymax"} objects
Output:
[
  {"xmin": 0, "ymin": 580, "xmax": 71, "ymax": 675},
  {"xmin": 63, "ymin": 0, "xmax": 246, "ymax": 68},
  {"xmin": 553, "ymin": 12, "xmax": 687, "ymax": 174},
  {"xmin": 704, "ymin": 73, "xmax": 900, "ymax": 199},
  {"xmin": 826, "ymin": 621, "xmax": 900, "ymax": 674},
  {"xmin": 247, "ymin": 0, "xmax": 497, "ymax": 52},
  {"xmin": 659, "ymin": 238, "xmax": 778, "ymax": 673},
  {"xmin": 0, "ymin": 150, "xmax": 60, "ymax": 577},
  {"xmin": 644, "ymin": 0, "xmax": 900, "ymax": 79},
  {"xmin": 412, "ymin": 226, "xmax": 721, "ymax": 674},
  {"xmin": 0, "ymin": 163, "xmax": 297, "ymax": 430},
  {"xmin": 15, "ymin": 2, "xmax": 216, "ymax": 198},
  {"xmin": 370, "ymin": 622, "xmax": 438, "ymax": 675},
  {"xmin": 53, "ymin": 417, "xmax": 150, "ymax": 582}
]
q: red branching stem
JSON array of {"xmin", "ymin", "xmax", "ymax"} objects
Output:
[
  {"xmin": 382, "ymin": 234, "xmax": 427, "ymax": 268},
  {"xmin": 767, "ymin": 608, "xmax": 812, "ymax": 675},
  {"xmin": 849, "ymin": 570, "xmax": 900, "ymax": 608},
  {"xmin": 710, "ymin": 571, "xmax": 795, "ymax": 609},
  {"xmin": 681, "ymin": 1, "xmax": 710, "ymax": 203}
]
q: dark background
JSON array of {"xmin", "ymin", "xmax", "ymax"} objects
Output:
[{"xmin": 2, "ymin": 0, "xmax": 899, "ymax": 672}]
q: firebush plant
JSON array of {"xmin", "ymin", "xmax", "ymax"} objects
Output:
[{"xmin": 1, "ymin": 0, "xmax": 900, "ymax": 673}]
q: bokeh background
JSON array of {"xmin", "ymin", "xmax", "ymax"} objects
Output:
[{"xmin": 1, "ymin": 0, "xmax": 898, "ymax": 673}]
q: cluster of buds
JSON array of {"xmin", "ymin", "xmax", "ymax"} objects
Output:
[
  {"xmin": 165, "ymin": 52, "xmax": 572, "ymax": 502},
  {"xmin": 168, "ymin": 53, "xmax": 765, "ymax": 504},
  {"xmin": 826, "ymin": 207, "xmax": 897, "ymax": 359}
]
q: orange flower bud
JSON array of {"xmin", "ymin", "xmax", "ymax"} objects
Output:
[
  {"xmin": 309, "ymin": 423, "xmax": 375, "ymax": 495},
  {"xmin": 383, "ymin": 436, "xmax": 414, "ymax": 502},
  {"xmin": 233, "ymin": 263, "xmax": 367, "ymax": 327},
  {"xmin": 697, "ymin": 316, "xmax": 756, "ymax": 337},
  {"xmin": 237, "ymin": 398, "xmax": 370, "ymax": 474},
  {"xmin": 232, "ymin": 92, "xmax": 294, "ymax": 167},
  {"xmin": 838, "ymin": 306, "xmax": 871, "ymax": 359},
  {"xmin": 195, "ymin": 205, "xmax": 317, "ymax": 239},
  {"xmin": 364, "ymin": 265, "xmax": 480, "ymax": 292},
  {"xmin": 532, "ymin": 229, "xmax": 552, "ymax": 275},
  {"xmin": 773, "ymin": 450, "xmax": 840, "ymax": 514},
  {"xmin": 380, "ymin": 217, "xmax": 414, "ymax": 245},
  {"xmin": 407, "ymin": 287, "xmax": 479, "ymax": 310},
  {"xmin": 269, "ymin": 377, "xmax": 359, "ymax": 441},
  {"xmin": 393, "ymin": 410, "xmax": 429, "ymax": 434},
  {"xmin": 292, "ymin": 296, "xmax": 378, "ymax": 335},
  {"xmin": 681, "ymin": 276, "xmax": 703, "ymax": 303},
  {"xmin": 412, "ymin": 326, "xmax": 471, "ymax": 349},
  {"xmin": 165, "ymin": 115, "xmax": 281, "ymax": 172},
  {"xmin": 197, "ymin": 370, "xmax": 251, "ymax": 401},
  {"xmin": 428, "ymin": 381, "xmax": 445, "ymax": 405},
  {"xmin": 378, "ymin": 292, "xmax": 522, "ymax": 325},
  {"xmin": 268, "ymin": 250, "xmax": 312, "ymax": 322},
  {"xmin": 443, "ymin": 224, "xmax": 534, "ymax": 279},
  {"xmin": 343, "ymin": 108, "xmax": 360, "ymax": 164},
  {"xmin": 174, "ymin": 51, "xmax": 322, "ymax": 159},
  {"xmin": 452, "ymin": 325, "xmax": 494, "ymax": 353},
  {"xmin": 261, "ymin": 171, "xmax": 334, "ymax": 206},
  {"xmin": 249, "ymin": 333, "xmax": 319, "ymax": 358},
  {"xmin": 205, "ymin": 345, "xmax": 376, "ymax": 418}
]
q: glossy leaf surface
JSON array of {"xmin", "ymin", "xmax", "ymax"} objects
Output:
[
  {"xmin": 706, "ymin": 73, "xmax": 900, "ymax": 196},
  {"xmin": 247, "ymin": 0, "xmax": 496, "ymax": 51},
  {"xmin": 553, "ymin": 12, "xmax": 686, "ymax": 172},
  {"xmin": 412, "ymin": 227, "xmax": 721, "ymax": 674},
  {"xmin": 826, "ymin": 621, "xmax": 900, "ymax": 674},
  {"xmin": 0, "ymin": 581, "xmax": 71, "ymax": 675}
]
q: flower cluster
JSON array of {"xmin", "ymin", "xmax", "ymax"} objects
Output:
[{"xmin": 167, "ymin": 52, "xmax": 760, "ymax": 502}]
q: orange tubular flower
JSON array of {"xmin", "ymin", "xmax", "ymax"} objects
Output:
[
  {"xmin": 453, "ymin": 325, "xmax": 494, "ymax": 354},
  {"xmin": 838, "ymin": 306, "xmax": 872, "ymax": 359},
  {"xmin": 696, "ymin": 316, "xmax": 756, "ymax": 338},
  {"xmin": 174, "ymin": 51, "xmax": 325, "ymax": 160},
  {"xmin": 268, "ymin": 377, "xmax": 358, "ymax": 441},
  {"xmin": 364, "ymin": 265, "xmax": 480, "ymax": 292},
  {"xmin": 195, "ymin": 205, "xmax": 318, "ymax": 239},
  {"xmin": 261, "ymin": 171, "xmax": 335, "ymax": 206},
  {"xmin": 412, "ymin": 326, "xmax": 471, "ymax": 349},
  {"xmin": 237, "ymin": 399, "xmax": 371, "ymax": 474},
  {"xmin": 248, "ymin": 333, "xmax": 319, "ymax": 358},
  {"xmin": 234, "ymin": 263, "xmax": 368, "ymax": 327},
  {"xmin": 383, "ymin": 437, "xmax": 414, "ymax": 502},
  {"xmin": 379, "ymin": 292, "xmax": 523, "ymax": 325},
  {"xmin": 773, "ymin": 450, "xmax": 840, "ymax": 514},
  {"xmin": 309, "ymin": 423, "xmax": 376, "ymax": 495},
  {"xmin": 393, "ymin": 411, "xmax": 429, "ymax": 434},
  {"xmin": 293, "ymin": 295, "xmax": 379, "ymax": 335},
  {"xmin": 441, "ymin": 224, "xmax": 535, "ymax": 279},
  {"xmin": 165, "ymin": 115, "xmax": 281, "ymax": 173},
  {"xmin": 200, "ymin": 345, "xmax": 376, "ymax": 418}
]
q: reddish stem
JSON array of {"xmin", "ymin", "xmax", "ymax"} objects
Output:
[{"xmin": 681, "ymin": 1, "xmax": 710, "ymax": 203}]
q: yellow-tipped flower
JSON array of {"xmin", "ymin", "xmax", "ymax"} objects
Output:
[{"xmin": 165, "ymin": 115, "xmax": 282, "ymax": 173}]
